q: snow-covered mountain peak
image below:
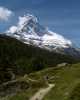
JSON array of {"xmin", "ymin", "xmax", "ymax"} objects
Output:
[
  {"xmin": 7, "ymin": 14, "xmax": 38, "ymax": 34},
  {"xmin": 6, "ymin": 14, "xmax": 72, "ymax": 49},
  {"xmin": 18, "ymin": 14, "xmax": 38, "ymax": 27}
]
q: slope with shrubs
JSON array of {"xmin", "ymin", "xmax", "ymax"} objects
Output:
[
  {"xmin": 0, "ymin": 34, "xmax": 79, "ymax": 83},
  {"xmin": 3, "ymin": 63, "xmax": 80, "ymax": 100}
]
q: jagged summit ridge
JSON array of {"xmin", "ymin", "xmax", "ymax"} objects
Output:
[{"xmin": 6, "ymin": 14, "xmax": 72, "ymax": 48}]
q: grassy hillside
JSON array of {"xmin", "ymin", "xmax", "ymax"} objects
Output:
[
  {"xmin": 0, "ymin": 74, "xmax": 47, "ymax": 99},
  {"xmin": 0, "ymin": 34, "xmax": 78, "ymax": 83},
  {"xmin": 2, "ymin": 63, "xmax": 80, "ymax": 100},
  {"xmin": 42, "ymin": 63, "xmax": 80, "ymax": 100},
  {"xmin": 69, "ymin": 83, "xmax": 80, "ymax": 100}
]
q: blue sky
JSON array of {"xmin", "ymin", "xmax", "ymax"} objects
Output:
[{"xmin": 0, "ymin": 0, "xmax": 80, "ymax": 47}]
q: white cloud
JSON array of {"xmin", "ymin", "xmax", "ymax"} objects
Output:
[
  {"xmin": 7, "ymin": 26, "xmax": 17, "ymax": 34},
  {"xmin": 0, "ymin": 7, "xmax": 13, "ymax": 21}
]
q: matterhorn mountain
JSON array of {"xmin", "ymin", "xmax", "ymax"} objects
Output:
[{"xmin": 6, "ymin": 14, "xmax": 80, "ymax": 57}]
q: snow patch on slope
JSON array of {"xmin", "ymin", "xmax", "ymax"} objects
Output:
[{"xmin": 42, "ymin": 30, "xmax": 72, "ymax": 48}]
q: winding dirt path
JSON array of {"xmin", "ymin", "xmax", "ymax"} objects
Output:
[{"xmin": 30, "ymin": 84, "xmax": 55, "ymax": 100}]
